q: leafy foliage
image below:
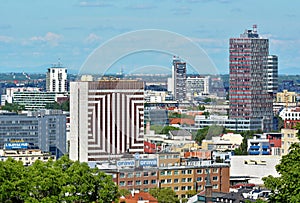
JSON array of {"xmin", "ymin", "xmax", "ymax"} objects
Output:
[
  {"xmin": 45, "ymin": 100, "xmax": 70, "ymax": 111},
  {"xmin": 150, "ymin": 125, "xmax": 180, "ymax": 134},
  {"xmin": 1, "ymin": 101, "xmax": 25, "ymax": 113},
  {"xmin": 0, "ymin": 156, "xmax": 119, "ymax": 203},
  {"xmin": 263, "ymin": 130, "xmax": 300, "ymax": 202},
  {"xmin": 149, "ymin": 187, "xmax": 179, "ymax": 203}
]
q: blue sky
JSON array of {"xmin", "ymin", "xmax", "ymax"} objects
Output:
[{"xmin": 0, "ymin": 0, "xmax": 300, "ymax": 75}]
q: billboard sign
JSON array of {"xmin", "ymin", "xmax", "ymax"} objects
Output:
[
  {"xmin": 139, "ymin": 158, "xmax": 157, "ymax": 167},
  {"xmin": 4, "ymin": 142, "xmax": 29, "ymax": 150},
  {"xmin": 117, "ymin": 160, "xmax": 135, "ymax": 168}
]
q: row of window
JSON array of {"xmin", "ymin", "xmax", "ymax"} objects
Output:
[
  {"xmin": 160, "ymin": 168, "xmax": 218, "ymax": 176},
  {"xmin": 120, "ymin": 171, "xmax": 157, "ymax": 178},
  {"xmin": 120, "ymin": 179, "xmax": 157, "ymax": 186}
]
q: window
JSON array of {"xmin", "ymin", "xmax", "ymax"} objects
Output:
[
  {"xmin": 197, "ymin": 169, "xmax": 203, "ymax": 174},
  {"xmin": 143, "ymin": 180, "xmax": 149, "ymax": 185},
  {"xmin": 144, "ymin": 188, "xmax": 149, "ymax": 192},
  {"xmin": 187, "ymin": 186, "xmax": 192, "ymax": 190},
  {"xmin": 174, "ymin": 186, "xmax": 179, "ymax": 191},
  {"xmin": 127, "ymin": 173, "xmax": 133, "ymax": 178},
  {"xmin": 213, "ymin": 176, "xmax": 218, "ymax": 181},
  {"xmin": 160, "ymin": 171, "xmax": 165, "ymax": 176},
  {"xmin": 187, "ymin": 178, "xmax": 192, "ymax": 182},
  {"xmin": 181, "ymin": 186, "xmax": 186, "ymax": 191},
  {"xmin": 135, "ymin": 172, "xmax": 141, "ymax": 177},
  {"xmin": 167, "ymin": 179, "xmax": 172, "ymax": 183},
  {"xmin": 127, "ymin": 181, "xmax": 133, "ymax": 186},
  {"xmin": 161, "ymin": 179, "xmax": 166, "ymax": 184},
  {"xmin": 213, "ymin": 184, "xmax": 218, "ymax": 189},
  {"xmin": 136, "ymin": 180, "xmax": 141, "ymax": 185},
  {"xmin": 120, "ymin": 173, "xmax": 125, "ymax": 178},
  {"xmin": 187, "ymin": 170, "xmax": 192, "ymax": 174},
  {"xmin": 120, "ymin": 181, "xmax": 125, "ymax": 186},
  {"xmin": 151, "ymin": 171, "xmax": 156, "ymax": 176},
  {"xmin": 151, "ymin": 180, "xmax": 156, "ymax": 184},
  {"xmin": 181, "ymin": 170, "xmax": 186, "ymax": 175},
  {"xmin": 144, "ymin": 172, "xmax": 149, "ymax": 177},
  {"xmin": 167, "ymin": 171, "xmax": 172, "ymax": 175},
  {"xmin": 174, "ymin": 179, "xmax": 179, "ymax": 183},
  {"xmin": 197, "ymin": 177, "xmax": 202, "ymax": 182},
  {"xmin": 181, "ymin": 178, "xmax": 186, "ymax": 183},
  {"xmin": 212, "ymin": 168, "xmax": 218, "ymax": 173},
  {"xmin": 174, "ymin": 170, "xmax": 179, "ymax": 175}
]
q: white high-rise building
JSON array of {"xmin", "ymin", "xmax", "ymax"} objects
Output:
[
  {"xmin": 46, "ymin": 64, "xmax": 67, "ymax": 93},
  {"xmin": 172, "ymin": 56, "xmax": 186, "ymax": 101},
  {"xmin": 186, "ymin": 76, "xmax": 210, "ymax": 100}
]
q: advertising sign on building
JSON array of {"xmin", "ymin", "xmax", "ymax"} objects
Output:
[
  {"xmin": 4, "ymin": 142, "xmax": 29, "ymax": 150},
  {"xmin": 139, "ymin": 158, "xmax": 158, "ymax": 167},
  {"xmin": 117, "ymin": 160, "xmax": 135, "ymax": 168}
]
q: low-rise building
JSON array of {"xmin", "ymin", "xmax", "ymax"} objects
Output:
[{"xmin": 281, "ymin": 128, "xmax": 300, "ymax": 156}]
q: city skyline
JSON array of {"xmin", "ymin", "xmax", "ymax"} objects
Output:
[{"xmin": 1, "ymin": 1, "xmax": 300, "ymax": 75}]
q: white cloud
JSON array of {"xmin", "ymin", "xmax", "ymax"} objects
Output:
[
  {"xmin": 30, "ymin": 32, "xmax": 63, "ymax": 46},
  {"xmin": 0, "ymin": 35, "xmax": 13, "ymax": 43},
  {"xmin": 84, "ymin": 33, "xmax": 102, "ymax": 44}
]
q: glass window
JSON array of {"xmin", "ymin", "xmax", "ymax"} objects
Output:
[
  {"xmin": 167, "ymin": 179, "xmax": 172, "ymax": 183},
  {"xmin": 197, "ymin": 177, "xmax": 202, "ymax": 182},
  {"xmin": 167, "ymin": 171, "xmax": 172, "ymax": 175},
  {"xmin": 181, "ymin": 186, "xmax": 186, "ymax": 190},
  {"xmin": 187, "ymin": 178, "xmax": 192, "ymax": 182},
  {"xmin": 181, "ymin": 178, "xmax": 186, "ymax": 183},
  {"xmin": 144, "ymin": 172, "xmax": 149, "ymax": 177},
  {"xmin": 212, "ymin": 168, "xmax": 218, "ymax": 173},
  {"xmin": 213, "ymin": 184, "xmax": 218, "ymax": 189},
  {"xmin": 127, "ymin": 173, "xmax": 133, "ymax": 178},
  {"xmin": 160, "ymin": 171, "xmax": 165, "ymax": 176},
  {"xmin": 127, "ymin": 181, "xmax": 133, "ymax": 186},
  {"xmin": 174, "ymin": 170, "xmax": 179, "ymax": 175},
  {"xmin": 197, "ymin": 169, "xmax": 203, "ymax": 174},
  {"xmin": 187, "ymin": 170, "xmax": 192, "ymax": 174},
  {"xmin": 151, "ymin": 171, "xmax": 157, "ymax": 176},
  {"xmin": 135, "ymin": 172, "xmax": 141, "ymax": 177},
  {"xmin": 174, "ymin": 186, "xmax": 179, "ymax": 191},
  {"xmin": 136, "ymin": 180, "xmax": 141, "ymax": 185},
  {"xmin": 181, "ymin": 170, "xmax": 186, "ymax": 175},
  {"xmin": 174, "ymin": 178, "xmax": 179, "ymax": 183},
  {"xmin": 120, "ymin": 181, "xmax": 125, "ymax": 186},
  {"xmin": 213, "ymin": 176, "xmax": 218, "ymax": 181},
  {"xmin": 151, "ymin": 180, "xmax": 156, "ymax": 184},
  {"xmin": 143, "ymin": 180, "xmax": 149, "ymax": 185},
  {"xmin": 120, "ymin": 173, "xmax": 125, "ymax": 178}
]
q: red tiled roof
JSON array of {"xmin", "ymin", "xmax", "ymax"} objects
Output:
[
  {"xmin": 120, "ymin": 191, "xmax": 158, "ymax": 203},
  {"xmin": 170, "ymin": 118, "xmax": 195, "ymax": 125}
]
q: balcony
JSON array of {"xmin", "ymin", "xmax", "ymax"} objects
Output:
[
  {"xmin": 249, "ymin": 151, "xmax": 260, "ymax": 155},
  {"xmin": 249, "ymin": 145, "xmax": 260, "ymax": 150}
]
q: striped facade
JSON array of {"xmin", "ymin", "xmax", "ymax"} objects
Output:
[{"xmin": 70, "ymin": 80, "xmax": 144, "ymax": 162}]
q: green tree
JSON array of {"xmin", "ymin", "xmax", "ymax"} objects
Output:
[
  {"xmin": 0, "ymin": 155, "xmax": 119, "ymax": 203},
  {"xmin": 149, "ymin": 187, "xmax": 179, "ymax": 203},
  {"xmin": 263, "ymin": 129, "xmax": 300, "ymax": 202},
  {"xmin": 45, "ymin": 100, "xmax": 70, "ymax": 111},
  {"xmin": 193, "ymin": 127, "xmax": 209, "ymax": 145},
  {"xmin": 1, "ymin": 101, "xmax": 25, "ymax": 113}
]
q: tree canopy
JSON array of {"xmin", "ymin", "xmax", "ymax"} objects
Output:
[
  {"xmin": 263, "ymin": 130, "xmax": 300, "ymax": 202},
  {"xmin": 1, "ymin": 101, "xmax": 25, "ymax": 113},
  {"xmin": 149, "ymin": 187, "xmax": 179, "ymax": 203},
  {"xmin": 0, "ymin": 155, "xmax": 119, "ymax": 203}
]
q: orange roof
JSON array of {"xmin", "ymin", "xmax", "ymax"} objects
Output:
[
  {"xmin": 120, "ymin": 191, "xmax": 158, "ymax": 203},
  {"xmin": 170, "ymin": 118, "xmax": 195, "ymax": 125}
]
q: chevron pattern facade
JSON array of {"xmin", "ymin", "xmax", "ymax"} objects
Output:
[{"xmin": 70, "ymin": 80, "xmax": 144, "ymax": 162}]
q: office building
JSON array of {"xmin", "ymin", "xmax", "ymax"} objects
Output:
[
  {"xmin": 280, "ymin": 128, "xmax": 299, "ymax": 156},
  {"xmin": 186, "ymin": 76, "xmax": 210, "ymax": 100},
  {"xmin": 46, "ymin": 64, "xmax": 68, "ymax": 93},
  {"xmin": 229, "ymin": 25, "xmax": 273, "ymax": 131},
  {"xmin": 267, "ymin": 55, "xmax": 278, "ymax": 96},
  {"xmin": 0, "ymin": 110, "xmax": 66, "ymax": 158},
  {"xmin": 70, "ymin": 80, "xmax": 144, "ymax": 162},
  {"xmin": 172, "ymin": 57, "xmax": 187, "ymax": 101}
]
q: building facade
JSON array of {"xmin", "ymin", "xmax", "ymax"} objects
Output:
[
  {"xmin": 229, "ymin": 25, "xmax": 273, "ymax": 131},
  {"xmin": 267, "ymin": 55, "xmax": 278, "ymax": 96},
  {"xmin": 46, "ymin": 65, "xmax": 68, "ymax": 93},
  {"xmin": 70, "ymin": 80, "xmax": 145, "ymax": 162},
  {"xmin": 186, "ymin": 76, "xmax": 210, "ymax": 100},
  {"xmin": 13, "ymin": 92, "xmax": 58, "ymax": 110},
  {"xmin": 0, "ymin": 110, "xmax": 66, "ymax": 158},
  {"xmin": 280, "ymin": 128, "xmax": 299, "ymax": 156},
  {"xmin": 172, "ymin": 57, "xmax": 187, "ymax": 102}
]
